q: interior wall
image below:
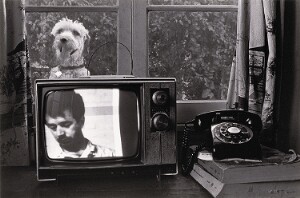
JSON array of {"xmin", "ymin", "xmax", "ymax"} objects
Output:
[{"xmin": 277, "ymin": 0, "xmax": 300, "ymax": 153}]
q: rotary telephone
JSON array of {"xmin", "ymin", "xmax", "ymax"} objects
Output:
[{"xmin": 181, "ymin": 110, "xmax": 262, "ymax": 175}]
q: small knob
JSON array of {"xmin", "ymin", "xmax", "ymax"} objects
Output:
[
  {"xmin": 151, "ymin": 113, "xmax": 170, "ymax": 131},
  {"xmin": 152, "ymin": 90, "xmax": 169, "ymax": 105}
]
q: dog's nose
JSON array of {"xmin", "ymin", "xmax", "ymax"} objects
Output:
[{"xmin": 60, "ymin": 38, "xmax": 68, "ymax": 43}]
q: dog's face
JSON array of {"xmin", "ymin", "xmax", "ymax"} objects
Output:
[{"xmin": 51, "ymin": 18, "xmax": 90, "ymax": 66}]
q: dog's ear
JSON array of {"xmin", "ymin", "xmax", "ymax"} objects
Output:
[
  {"xmin": 51, "ymin": 18, "xmax": 65, "ymax": 36},
  {"xmin": 51, "ymin": 24, "xmax": 58, "ymax": 36},
  {"xmin": 83, "ymin": 32, "xmax": 91, "ymax": 60},
  {"xmin": 84, "ymin": 32, "xmax": 90, "ymax": 41}
]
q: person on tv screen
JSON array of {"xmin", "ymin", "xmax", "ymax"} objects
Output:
[{"xmin": 45, "ymin": 90, "xmax": 115, "ymax": 159}]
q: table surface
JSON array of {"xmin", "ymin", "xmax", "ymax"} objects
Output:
[{"xmin": 1, "ymin": 166, "xmax": 212, "ymax": 198}]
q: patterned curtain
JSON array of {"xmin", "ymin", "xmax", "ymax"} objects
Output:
[
  {"xmin": 0, "ymin": 0, "xmax": 33, "ymax": 165},
  {"xmin": 227, "ymin": 0, "xmax": 277, "ymax": 144}
]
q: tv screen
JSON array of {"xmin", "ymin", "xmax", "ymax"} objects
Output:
[{"xmin": 44, "ymin": 88, "xmax": 139, "ymax": 160}]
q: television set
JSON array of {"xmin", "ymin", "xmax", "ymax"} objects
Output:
[{"xmin": 35, "ymin": 77, "xmax": 177, "ymax": 181}]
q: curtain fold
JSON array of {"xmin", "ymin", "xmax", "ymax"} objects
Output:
[
  {"xmin": 0, "ymin": 0, "xmax": 33, "ymax": 165},
  {"xmin": 227, "ymin": 0, "xmax": 250, "ymax": 111},
  {"xmin": 227, "ymin": 0, "xmax": 278, "ymax": 143}
]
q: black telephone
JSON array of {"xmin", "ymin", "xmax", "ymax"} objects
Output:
[{"xmin": 181, "ymin": 110, "xmax": 262, "ymax": 175}]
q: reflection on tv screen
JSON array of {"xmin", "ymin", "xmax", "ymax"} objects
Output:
[{"xmin": 44, "ymin": 88, "xmax": 139, "ymax": 160}]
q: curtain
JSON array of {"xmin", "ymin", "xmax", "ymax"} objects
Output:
[
  {"xmin": 0, "ymin": 0, "xmax": 33, "ymax": 165},
  {"xmin": 227, "ymin": 0, "xmax": 277, "ymax": 144}
]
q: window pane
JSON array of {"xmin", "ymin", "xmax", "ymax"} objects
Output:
[
  {"xmin": 149, "ymin": 0, "xmax": 238, "ymax": 5},
  {"xmin": 26, "ymin": 12, "xmax": 117, "ymax": 82},
  {"xmin": 25, "ymin": 0, "xmax": 118, "ymax": 6},
  {"xmin": 148, "ymin": 11, "xmax": 237, "ymax": 100}
]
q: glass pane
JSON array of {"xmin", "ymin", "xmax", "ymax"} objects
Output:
[
  {"xmin": 149, "ymin": 0, "xmax": 238, "ymax": 5},
  {"xmin": 149, "ymin": 11, "xmax": 237, "ymax": 100},
  {"xmin": 26, "ymin": 12, "xmax": 117, "ymax": 82},
  {"xmin": 25, "ymin": 0, "xmax": 118, "ymax": 6}
]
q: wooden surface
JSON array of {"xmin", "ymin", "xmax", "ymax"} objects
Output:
[{"xmin": 0, "ymin": 166, "xmax": 212, "ymax": 198}]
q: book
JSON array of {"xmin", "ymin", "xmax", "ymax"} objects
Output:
[
  {"xmin": 191, "ymin": 163, "xmax": 300, "ymax": 198},
  {"xmin": 197, "ymin": 146, "xmax": 300, "ymax": 184}
]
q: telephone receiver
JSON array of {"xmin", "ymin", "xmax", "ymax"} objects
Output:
[{"xmin": 181, "ymin": 110, "xmax": 262, "ymax": 175}]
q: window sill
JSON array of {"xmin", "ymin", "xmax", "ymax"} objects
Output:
[{"xmin": 176, "ymin": 100, "xmax": 226, "ymax": 124}]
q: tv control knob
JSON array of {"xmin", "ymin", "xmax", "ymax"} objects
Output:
[
  {"xmin": 152, "ymin": 90, "xmax": 169, "ymax": 105},
  {"xmin": 151, "ymin": 113, "xmax": 170, "ymax": 131}
]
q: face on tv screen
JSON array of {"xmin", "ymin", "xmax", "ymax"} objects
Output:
[{"xmin": 44, "ymin": 88, "xmax": 139, "ymax": 160}]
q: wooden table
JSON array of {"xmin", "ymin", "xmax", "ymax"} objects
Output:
[{"xmin": 1, "ymin": 166, "xmax": 212, "ymax": 198}]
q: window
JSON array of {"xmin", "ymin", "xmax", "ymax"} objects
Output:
[
  {"xmin": 25, "ymin": 0, "xmax": 238, "ymax": 123},
  {"xmin": 133, "ymin": 0, "xmax": 238, "ymax": 122}
]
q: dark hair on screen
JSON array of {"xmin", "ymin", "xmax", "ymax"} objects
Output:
[{"xmin": 45, "ymin": 90, "xmax": 85, "ymax": 122}]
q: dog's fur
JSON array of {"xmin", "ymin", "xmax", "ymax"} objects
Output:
[{"xmin": 49, "ymin": 18, "xmax": 90, "ymax": 79}]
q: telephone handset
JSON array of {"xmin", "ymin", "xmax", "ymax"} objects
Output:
[{"xmin": 181, "ymin": 110, "xmax": 262, "ymax": 175}]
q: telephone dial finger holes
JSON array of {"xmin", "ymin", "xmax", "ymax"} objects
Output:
[{"xmin": 212, "ymin": 122, "xmax": 253, "ymax": 144}]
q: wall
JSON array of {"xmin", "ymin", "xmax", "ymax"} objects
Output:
[{"xmin": 277, "ymin": 0, "xmax": 300, "ymax": 153}]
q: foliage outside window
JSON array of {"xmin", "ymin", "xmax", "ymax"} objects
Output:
[{"xmin": 148, "ymin": 0, "xmax": 238, "ymax": 100}]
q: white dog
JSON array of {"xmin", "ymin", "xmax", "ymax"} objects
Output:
[{"xmin": 49, "ymin": 18, "xmax": 90, "ymax": 79}]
